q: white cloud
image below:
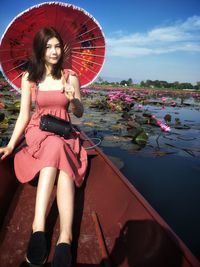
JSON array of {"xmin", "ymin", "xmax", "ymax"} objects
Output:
[{"xmin": 106, "ymin": 16, "xmax": 200, "ymax": 58}]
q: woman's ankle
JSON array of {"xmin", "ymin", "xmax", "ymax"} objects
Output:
[
  {"xmin": 57, "ymin": 232, "xmax": 72, "ymax": 245},
  {"xmin": 32, "ymin": 221, "xmax": 45, "ymax": 233}
]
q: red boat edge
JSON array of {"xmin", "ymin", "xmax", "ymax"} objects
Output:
[{"xmin": 0, "ymin": 134, "xmax": 200, "ymax": 267}]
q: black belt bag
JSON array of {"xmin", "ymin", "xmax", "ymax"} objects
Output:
[{"xmin": 40, "ymin": 114, "xmax": 72, "ymax": 139}]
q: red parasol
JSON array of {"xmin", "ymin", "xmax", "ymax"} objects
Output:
[{"xmin": 0, "ymin": 2, "xmax": 105, "ymax": 92}]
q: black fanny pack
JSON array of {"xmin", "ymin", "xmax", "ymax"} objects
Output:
[{"xmin": 40, "ymin": 114, "xmax": 72, "ymax": 139}]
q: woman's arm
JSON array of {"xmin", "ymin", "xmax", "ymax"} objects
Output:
[
  {"xmin": 0, "ymin": 73, "xmax": 32, "ymax": 160},
  {"xmin": 65, "ymin": 74, "xmax": 84, "ymax": 118}
]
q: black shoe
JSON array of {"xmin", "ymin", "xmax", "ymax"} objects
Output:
[
  {"xmin": 26, "ymin": 231, "xmax": 47, "ymax": 266},
  {"xmin": 52, "ymin": 243, "xmax": 72, "ymax": 267}
]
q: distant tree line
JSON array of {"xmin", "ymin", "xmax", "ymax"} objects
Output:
[
  {"xmin": 94, "ymin": 76, "xmax": 200, "ymax": 90},
  {"xmin": 0, "ymin": 71, "xmax": 199, "ymax": 90},
  {"xmin": 140, "ymin": 80, "xmax": 200, "ymax": 90}
]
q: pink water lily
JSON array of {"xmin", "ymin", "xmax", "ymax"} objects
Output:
[
  {"xmin": 0, "ymin": 102, "xmax": 5, "ymax": 109},
  {"xmin": 81, "ymin": 88, "xmax": 90, "ymax": 93},
  {"xmin": 108, "ymin": 91, "xmax": 134, "ymax": 104},
  {"xmin": 157, "ymin": 119, "xmax": 171, "ymax": 132},
  {"xmin": 171, "ymin": 101, "xmax": 176, "ymax": 107},
  {"xmin": 161, "ymin": 97, "xmax": 167, "ymax": 102}
]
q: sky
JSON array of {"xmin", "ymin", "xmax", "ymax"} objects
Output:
[{"xmin": 0, "ymin": 0, "xmax": 200, "ymax": 84}]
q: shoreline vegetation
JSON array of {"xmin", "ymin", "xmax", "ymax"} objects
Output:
[
  {"xmin": 1, "ymin": 71, "xmax": 200, "ymax": 91},
  {"xmin": 91, "ymin": 76, "xmax": 200, "ymax": 91},
  {"xmin": 88, "ymin": 84, "xmax": 200, "ymax": 97}
]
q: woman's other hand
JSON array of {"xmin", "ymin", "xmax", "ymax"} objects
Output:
[{"xmin": 0, "ymin": 146, "xmax": 13, "ymax": 160}]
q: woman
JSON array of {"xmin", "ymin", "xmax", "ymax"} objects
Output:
[{"xmin": 0, "ymin": 27, "xmax": 88, "ymax": 267}]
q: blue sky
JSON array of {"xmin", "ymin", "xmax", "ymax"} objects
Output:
[{"xmin": 0, "ymin": 0, "xmax": 200, "ymax": 84}]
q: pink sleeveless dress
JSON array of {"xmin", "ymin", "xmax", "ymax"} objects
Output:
[{"xmin": 14, "ymin": 71, "xmax": 87, "ymax": 187}]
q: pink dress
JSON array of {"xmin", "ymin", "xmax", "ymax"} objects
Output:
[{"xmin": 14, "ymin": 72, "xmax": 88, "ymax": 187}]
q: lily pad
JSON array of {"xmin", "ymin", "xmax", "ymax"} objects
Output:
[
  {"xmin": 0, "ymin": 118, "xmax": 9, "ymax": 129},
  {"xmin": 83, "ymin": 121, "xmax": 96, "ymax": 127},
  {"xmin": 174, "ymin": 124, "xmax": 190, "ymax": 130},
  {"xmin": 135, "ymin": 131, "xmax": 148, "ymax": 145},
  {"xmin": 127, "ymin": 127, "xmax": 143, "ymax": 139},
  {"xmin": 111, "ymin": 124, "xmax": 124, "ymax": 130},
  {"xmin": 152, "ymin": 150, "xmax": 177, "ymax": 157}
]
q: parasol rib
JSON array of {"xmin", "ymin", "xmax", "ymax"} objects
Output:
[
  {"xmin": 71, "ymin": 54, "xmax": 103, "ymax": 66},
  {"xmin": 68, "ymin": 62, "xmax": 95, "ymax": 85},
  {"xmin": 5, "ymin": 61, "xmax": 27, "ymax": 73},
  {"xmin": 0, "ymin": 48, "xmax": 31, "ymax": 52},
  {"xmin": 0, "ymin": 55, "xmax": 28, "ymax": 64},
  {"xmin": 70, "ymin": 57, "xmax": 100, "ymax": 75},
  {"xmin": 72, "ymin": 51, "xmax": 105, "ymax": 58},
  {"xmin": 72, "ymin": 45, "xmax": 105, "ymax": 50},
  {"xmin": 75, "ymin": 25, "xmax": 100, "ymax": 39},
  {"xmin": 72, "ymin": 36, "xmax": 104, "ymax": 46},
  {"xmin": 11, "ymin": 71, "xmax": 23, "ymax": 83}
]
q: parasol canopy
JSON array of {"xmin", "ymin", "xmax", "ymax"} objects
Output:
[{"xmin": 0, "ymin": 2, "xmax": 105, "ymax": 91}]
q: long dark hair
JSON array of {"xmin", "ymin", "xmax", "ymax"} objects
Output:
[{"xmin": 27, "ymin": 27, "xmax": 64, "ymax": 83}]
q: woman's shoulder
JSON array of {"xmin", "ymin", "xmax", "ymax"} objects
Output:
[
  {"xmin": 21, "ymin": 72, "xmax": 35, "ymax": 89},
  {"xmin": 22, "ymin": 71, "xmax": 29, "ymax": 80}
]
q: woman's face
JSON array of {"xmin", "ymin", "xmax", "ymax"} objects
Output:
[{"xmin": 44, "ymin": 37, "xmax": 62, "ymax": 67}]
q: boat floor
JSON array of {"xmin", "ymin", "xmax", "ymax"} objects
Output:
[{"xmin": 0, "ymin": 181, "xmax": 104, "ymax": 267}]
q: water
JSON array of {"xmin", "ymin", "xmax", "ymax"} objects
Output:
[
  {"xmin": 81, "ymin": 97, "xmax": 200, "ymax": 260},
  {"xmin": 102, "ymin": 146, "xmax": 200, "ymax": 260}
]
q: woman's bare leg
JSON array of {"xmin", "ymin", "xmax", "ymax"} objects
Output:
[
  {"xmin": 32, "ymin": 167, "xmax": 57, "ymax": 232},
  {"xmin": 56, "ymin": 170, "xmax": 75, "ymax": 244}
]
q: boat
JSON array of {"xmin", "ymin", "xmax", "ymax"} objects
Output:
[{"xmin": 0, "ymin": 133, "xmax": 200, "ymax": 267}]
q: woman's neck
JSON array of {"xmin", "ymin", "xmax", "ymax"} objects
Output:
[{"xmin": 45, "ymin": 64, "xmax": 53, "ymax": 76}]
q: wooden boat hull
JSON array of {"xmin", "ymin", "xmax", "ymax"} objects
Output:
[{"xmin": 0, "ymin": 136, "xmax": 200, "ymax": 267}]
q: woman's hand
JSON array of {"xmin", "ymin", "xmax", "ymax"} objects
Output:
[
  {"xmin": 0, "ymin": 146, "xmax": 13, "ymax": 160},
  {"xmin": 62, "ymin": 84, "xmax": 75, "ymax": 102}
]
